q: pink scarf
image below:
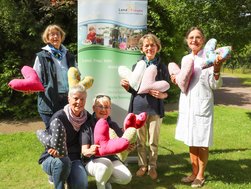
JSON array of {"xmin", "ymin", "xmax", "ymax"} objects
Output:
[{"xmin": 63, "ymin": 104, "xmax": 87, "ymax": 131}]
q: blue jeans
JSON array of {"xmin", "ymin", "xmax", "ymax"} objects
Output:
[
  {"xmin": 42, "ymin": 156, "xmax": 88, "ymax": 189},
  {"xmin": 39, "ymin": 113, "xmax": 53, "ymax": 130}
]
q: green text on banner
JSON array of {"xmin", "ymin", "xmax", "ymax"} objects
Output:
[{"xmin": 78, "ymin": 0, "xmax": 148, "ymax": 126}]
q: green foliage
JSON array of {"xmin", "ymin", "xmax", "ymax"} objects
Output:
[
  {"xmin": 0, "ymin": 106, "xmax": 251, "ymax": 188},
  {"xmin": 148, "ymin": 0, "xmax": 177, "ymax": 62},
  {"xmin": 0, "ymin": 0, "xmax": 250, "ymax": 118},
  {"xmin": 0, "ymin": 0, "xmax": 77, "ymax": 119},
  {"xmin": 0, "ymin": 52, "xmax": 38, "ymax": 119},
  {"xmin": 163, "ymin": 0, "xmax": 251, "ymax": 68}
]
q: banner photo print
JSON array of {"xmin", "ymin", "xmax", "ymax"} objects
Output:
[{"xmin": 78, "ymin": 0, "xmax": 148, "ymax": 125}]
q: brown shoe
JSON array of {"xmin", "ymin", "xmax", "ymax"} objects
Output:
[
  {"xmin": 148, "ymin": 168, "xmax": 158, "ymax": 180},
  {"xmin": 191, "ymin": 178, "xmax": 205, "ymax": 188},
  {"xmin": 181, "ymin": 175, "xmax": 196, "ymax": 183},
  {"xmin": 136, "ymin": 166, "xmax": 148, "ymax": 177}
]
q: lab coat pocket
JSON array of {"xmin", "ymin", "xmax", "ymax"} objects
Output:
[
  {"xmin": 195, "ymin": 99, "xmax": 211, "ymax": 117},
  {"xmin": 194, "ymin": 74, "xmax": 213, "ymax": 116}
]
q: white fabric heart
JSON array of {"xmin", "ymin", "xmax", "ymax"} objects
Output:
[{"xmin": 118, "ymin": 60, "xmax": 146, "ymax": 91}]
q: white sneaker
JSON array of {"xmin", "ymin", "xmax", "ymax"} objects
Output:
[{"xmin": 48, "ymin": 175, "xmax": 54, "ymax": 185}]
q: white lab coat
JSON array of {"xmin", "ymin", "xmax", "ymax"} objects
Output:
[{"xmin": 175, "ymin": 50, "xmax": 222, "ymax": 147}]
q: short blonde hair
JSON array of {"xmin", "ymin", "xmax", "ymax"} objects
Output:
[
  {"xmin": 138, "ymin": 33, "xmax": 161, "ymax": 53},
  {"xmin": 42, "ymin": 24, "xmax": 66, "ymax": 44},
  {"xmin": 93, "ymin": 94, "xmax": 111, "ymax": 105}
]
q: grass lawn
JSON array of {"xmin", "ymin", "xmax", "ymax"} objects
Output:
[{"xmin": 0, "ymin": 105, "xmax": 251, "ymax": 189}]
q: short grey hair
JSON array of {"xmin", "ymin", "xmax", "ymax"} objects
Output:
[{"xmin": 68, "ymin": 84, "xmax": 87, "ymax": 98}]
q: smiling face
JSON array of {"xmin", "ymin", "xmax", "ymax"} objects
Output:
[
  {"xmin": 138, "ymin": 34, "xmax": 161, "ymax": 61},
  {"xmin": 68, "ymin": 91, "xmax": 86, "ymax": 117},
  {"xmin": 186, "ymin": 29, "xmax": 205, "ymax": 55},
  {"xmin": 93, "ymin": 96, "xmax": 111, "ymax": 120},
  {"xmin": 141, "ymin": 38, "xmax": 159, "ymax": 61},
  {"xmin": 48, "ymin": 29, "xmax": 62, "ymax": 49},
  {"xmin": 42, "ymin": 25, "xmax": 65, "ymax": 49}
]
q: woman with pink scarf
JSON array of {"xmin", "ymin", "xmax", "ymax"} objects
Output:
[{"xmin": 37, "ymin": 84, "xmax": 90, "ymax": 189}]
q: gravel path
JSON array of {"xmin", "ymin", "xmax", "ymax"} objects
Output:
[
  {"xmin": 166, "ymin": 74, "xmax": 251, "ymax": 111},
  {"xmin": 0, "ymin": 75, "xmax": 250, "ymax": 134},
  {"xmin": 214, "ymin": 75, "xmax": 251, "ymax": 110}
]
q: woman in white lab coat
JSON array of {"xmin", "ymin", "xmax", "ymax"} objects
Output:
[{"xmin": 171, "ymin": 27, "xmax": 224, "ymax": 188}]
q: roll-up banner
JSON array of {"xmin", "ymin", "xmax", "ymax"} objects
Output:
[{"xmin": 78, "ymin": 0, "xmax": 148, "ymax": 126}]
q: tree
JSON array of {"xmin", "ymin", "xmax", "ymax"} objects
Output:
[
  {"xmin": 160, "ymin": 0, "xmax": 251, "ymax": 69},
  {"xmin": 0, "ymin": 0, "xmax": 77, "ymax": 119},
  {"xmin": 0, "ymin": 0, "xmax": 250, "ymax": 118}
]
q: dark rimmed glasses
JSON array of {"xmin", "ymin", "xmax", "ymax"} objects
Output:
[
  {"xmin": 95, "ymin": 105, "xmax": 111, "ymax": 110},
  {"xmin": 94, "ymin": 94, "xmax": 111, "ymax": 110}
]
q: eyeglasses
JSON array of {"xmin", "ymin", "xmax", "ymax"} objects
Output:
[
  {"xmin": 143, "ymin": 44, "xmax": 157, "ymax": 49},
  {"xmin": 95, "ymin": 95, "xmax": 111, "ymax": 100},
  {"xmin": 95, "ymin": 105, "xmax": 111, "ymax": 110},
  {"xmin": 49, "ymin": 32, "xmax": 61, "ymax": 37}
]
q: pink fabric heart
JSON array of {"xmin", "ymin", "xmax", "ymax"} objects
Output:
[
  {"xmin": 168, "ymin": 56, "xmax": 194, "ymax": 94},
  {"xmin": 94, "ymin": 118, "xmax": 129, "ymax": 156},
  {"xmin": 138, "ymin": 65, "xmax": 170, "ymax": 94},
  {"xmin": 8, "ymin": 65, "xmax": 44, "ymax": 92}
]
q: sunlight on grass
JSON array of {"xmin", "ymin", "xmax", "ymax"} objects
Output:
[{"xmin": 0, "ymin": 106, "xmax": 251, "ymax": 189}]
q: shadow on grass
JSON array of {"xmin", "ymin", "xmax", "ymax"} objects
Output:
[
  {"xmin": 109, "ymin": 148, "xmax": 251, "ymax": 189},
  {"xmin": 214, "ymin": 88, "xmax": 251, "ymax": 107},
  {"xmin": 246, "ymin": 112, "xmax": 251, "ymax": 120},
  {"xmin": 164, "ymin": 148, "xmax": 251, "ymax": 187}
]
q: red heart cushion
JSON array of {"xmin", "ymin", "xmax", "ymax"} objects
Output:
[
  {"xmin": 8, "ymin": 66, "xmax": 44, "ymax": 92},
  {"xmin": 123, "ymin": 113, "xmax": 136, "ymax": 130},
  {"xmin": 135, "ymin": 112, "xmax": 147, "ymax": 129},
  {"xmin": 123, "ymin": 112, "xmax": 147, "ymax": 130}
]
